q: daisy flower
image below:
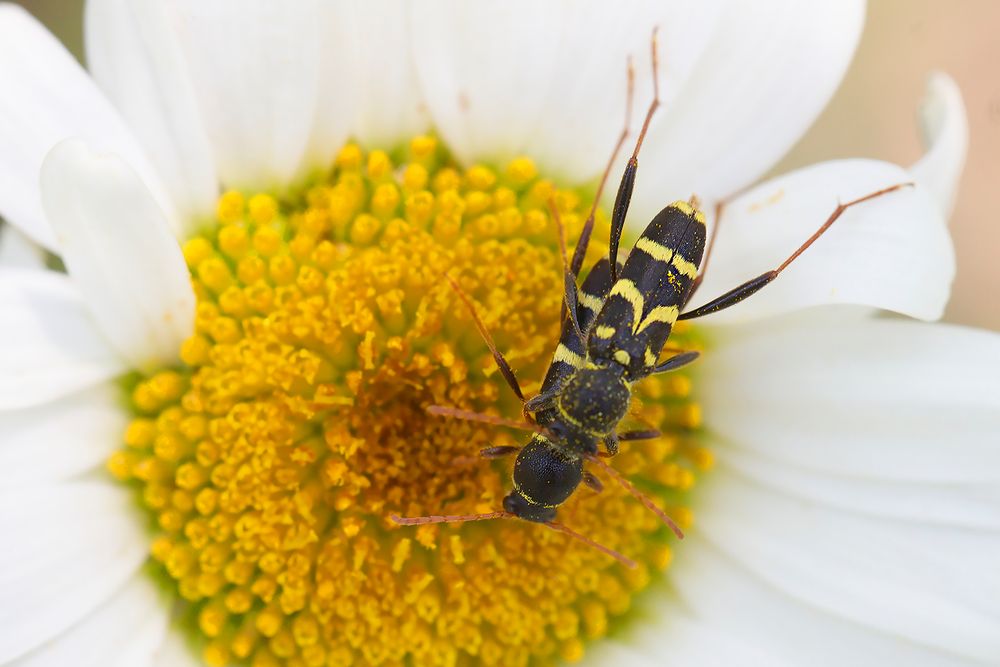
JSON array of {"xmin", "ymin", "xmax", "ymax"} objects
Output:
[{"xmin": 1, "ymin": 1, "xmax": 997, "ymax": 666}]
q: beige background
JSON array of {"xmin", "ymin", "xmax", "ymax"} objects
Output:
[{"xmin": 14, "ymin": 0, "xmax": 1000, "ymax": 331}]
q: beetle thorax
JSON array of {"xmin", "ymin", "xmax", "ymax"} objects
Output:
[{"xmin": 556, "ymin": 365, "xmax": 631, "ymax": 436}]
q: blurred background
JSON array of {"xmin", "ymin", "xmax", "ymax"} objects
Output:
[{"xmin": 11, "ymin": 0, "xmax": 1000, "ymax": 331}]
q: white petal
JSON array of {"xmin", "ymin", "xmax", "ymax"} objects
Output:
[
  {"xmin": 344, "ymin": 0, "xmax": 429, "ymax": 150},
  {"xmin": 294, "ymin": 0, "xmax": 359, "ymax": 176},
  {"xmin": 700, "ymin": 310, "xmax": 1000, "ymax": 483},
  {"xmin": 630, "ymin": 0, "xmax": 866, "ymax": 222},
  {"xmin": 689, "ymin": 160, "xmax": 952, "ymax": 323},
  {"xmin": 410, "ymin": 0, "xmax": 723, "ymax": 183},
  {"xmin": 0, "ymin": 225, "xmax": 47, "ymax": 270},
  {"xmin": 690, "ymin": 467, "xmax": 1000, "ymax": 662},
  {"xmin": 40, "ymin": 139, "xmax": 195, "ymax": 371},
  {"xmin": 0, "ymin": 384, "xmax": 125, "ymax": 485},
  {"xmin": 580, "ymin": 641, "xmax": 658, "ymax": 667},
  {"xmin": 0, "ymin": 270, "xmax": 125, "ymax": 410},
  {"xmin": 911, "ymin": 72, "xmax": 968, "ymax": 219},
  {"xmin": 85, "ymin": 0, "xmax": 219, "ymax": 233},
  {"xmin": 0, "ymin": 481, "xmax": 148, "ymax": 663},
  {"xmin": 718, "ymin": 444, "xmax": 1000, "ymax": 531},
  {"xmin": 167, "ymin": 0, "xmax": 323, "ymax": 191},
  {"xmin": 622, "ymin": 598, "xmax": 790, "ymax": 667},
  {"xmin": 667, "ymin": 533, "xmax": 993, "ymax": 666},
  {"xmin": 13, "ymin": 574, "xmax": 168, "ymax": 667},
  {"xmin": 152, "ymin": 630, "xmax": 200, "ymax": 667},
  {"xmin": 0, "ymin": 5, "xmax": 173, "ymax": 251}
]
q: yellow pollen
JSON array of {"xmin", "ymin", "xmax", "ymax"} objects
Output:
[
  {"xmin": 112, "ymin": 137, "xmax": 707, "ymax": 667},
  {"xmin": 248, "ymin": 193, "xmax": 278, "ymax": 225},
  {"xmin": 216, "ymin": 190, "xmax": 245, "ymax": 224}
]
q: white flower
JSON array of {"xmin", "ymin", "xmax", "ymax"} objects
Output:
[{"xmin": 1, "ymin": 1, "xmax": 997, "ymax": 666}]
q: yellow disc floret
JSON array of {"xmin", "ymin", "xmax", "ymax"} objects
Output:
[{"xmin": 111, "ymin": 137, "xmax": 709, "ymax": 667}]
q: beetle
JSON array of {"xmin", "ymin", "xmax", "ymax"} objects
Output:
[{"xmin": 392, "ymin": 28, "xmax": 909, "ymax": 567}]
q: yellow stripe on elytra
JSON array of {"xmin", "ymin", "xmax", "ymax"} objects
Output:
[
  {"xmin": 634, "ymin": 236, "xmax": 674, "ymax": 263},
  {"xmin": 552, "ymin": 342, "xmax": 585, "ymax": 368},
  {"xmin": 636, "ymin": 305, "xmax": 680, "ymax": 334},
  {"xmin": 635, "ymin": 232, "xmax": 699, "ymax": 279},
  {"xmin": 608, "ymin": 279, "xmax": 645, "ymax": 332},
  {"xmin": 578, "ymin": 291, "xmax": 604, "ymax": 313},
  {"xmin": 669, "ymin": 200, "xmax": 707, "ymax": 224},
  {"xmin": 644, "ymin": 347, "xmax": 658, "ymax": 367},
  {"xmin": 595, "ymin": 325, "xmax": 616, "ymax": 340},
  {"xmin": 671, "ymin": 254, "xmax": 699, "ymax": 279}
]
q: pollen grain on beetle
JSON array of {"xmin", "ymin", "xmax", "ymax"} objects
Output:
[{"xmin": 107, "ymin": 137, "xmax": 710, "ymax": 667}]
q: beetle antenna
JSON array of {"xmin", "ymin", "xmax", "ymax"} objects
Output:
[
  {"xmin": 390, "ymin": 511, "xmax": 513, "ymax": 526},
  {"xmin": 586, "ymin": 454, "xmax": 684, "ymax": 539},
  {"xmin": 545, "ymin": 520, "xmax": 637, "ymax": 568},
  {"xmin": 426, "ymin": 405, "xmax": 555, "ymax": 439},
  {"xmin": 549, "ymin": 197, "xmax": 571, "ymax": 273},
  {"xmin": 392, "ymin": 513, "xmax": 637, "ymax": 568},
  {"xmin": 548, "ymin": 197, "xmax": 586, "ymax": 342},
  {"xmin": 443, "ymin": 273, "xmax": 526, "ymax": 402}
]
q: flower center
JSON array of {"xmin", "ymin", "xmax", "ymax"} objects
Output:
[{"xmin": 108, "ymin": 137, "xmax": 711, "ymax": 667}]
